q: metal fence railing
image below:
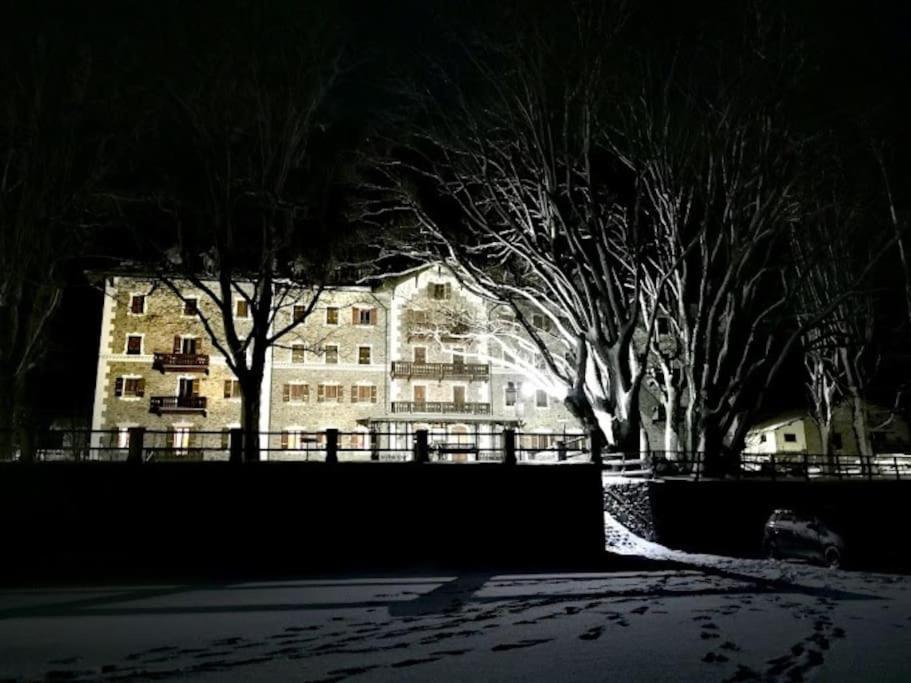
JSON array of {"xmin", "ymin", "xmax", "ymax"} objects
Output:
[
  {"xmin": 647, "ymin": 451, "xmax": 911, "ymax": 481},
  {"xmin": 2, "ymin": 429, "xmax": 910, "ymax": 480},
  {"xmin": 0, "ymin": 428, "xmax": 593, "ymax": 465}
]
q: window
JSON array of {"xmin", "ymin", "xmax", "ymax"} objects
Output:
[
  {"xmin": 430, "ymin": 282, "xmax": 451, "ymax": 300},
  {"xmin": 652, "ymin": 405, "xmax": 667, "ymax": 422},
  {"xmin": 129, "ymin": 294, "xmax": 146, "ymax": 315},
  {"xmin": 453, "ymin": 386, "xmax": 466, "ymax": 405},
  {"xmin": 291, "ymin": 343, "xmax": 306, "ymax": 364},
  {"xmin": 280, "ymin": 430, "xmax": 305, "ymax": 450},
  {"xmin": 293, "ymin": 304, "xmax": 306, "ymax": 323},
  {"xmin": 505, "ymin": 381, "xmax": 518, "ymax": 406},
  {"xmin": 657, "ymin": 317, "xmax": 670, "ymax": 335},
  {"xmin": 413, "ymin": 385, "xmax": 426, "ymax": 403},
  {"xmin": 535, "ymin": 389, "xmax": 548, "ymax": 408},
  {"xmin": 759, "ymin": 433, "xmax": 767, "ymax": 443},
  {"xmin": 172, "ymin": 427, "xmax": 190, "ymax": 454},
  {"xmin": 178, "ymin": 377, "xmax": 199, "ymax": 398},
  {"xmin": 126, "ymin": 335, "xmax": 142, "ymax": 355},
  {"xmin": 353, "ymin": 307, "xmax": 376, "ymax": 325},
  {"xmin": 451, "ymin": 348, "xmax": 464, "ymax": 366},
  {"xmin": 783, "ymin": 433, "xmax": 797, "ymax": 443},
  {"xmin": 348, "ymin": 430, "xmax": 369, "ymax": 449},
  {"xmin": 114, "ymin": 377, "xmax": 145, "ymax": 398},
  {"xmin": 324, "ymin": 345, "xmax": 338, "ymax": 364},
  {"xmin": 524, "ymin": 433, "xmax": 553, "ymax": 451},
  {"xmin": 282, "ymin": 383, "xmax": 309, "ymax": 403},
  {"xmin": 325, "ymin": 306, "xmax": 339, "ymax": 325},
  {"xmin": 409, "ymin": 310, "xmax": 429, "ymax": 326},
  {"xmin": 178, "ymin": 336, "xmax": 199, "ymax": 355},
  {"xmin": 413, "ymin": 347, "xmax": 427, "ymax": 364},
  {"xmin": 223, "ymin": 379, "xmax": 241, "ymax": 399},
  {"xmin": 183, "ymin": 298, "xmax": 198, "ymax": 316},
  {"xmin": 318, "ymin": 384, "xmax": 342, "ymax": 402},
  {"xmin": 235, "ymin": 299, "xmax": 250, "ymax": 318},
  {"xmin": 358, "ymin": 346, "xmax": 371, "ymax": 365},
  {"xmin": 351, "ymin": 384, "xmax": 377, "ymax": 403},
  {"xmin": 117, "ymin": 428, "xmax": 131, "ymax": 449}
]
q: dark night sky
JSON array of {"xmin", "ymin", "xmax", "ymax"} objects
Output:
[{"xmin": 25, "ymin": 0, "xmax": 911, "ymax": 425}]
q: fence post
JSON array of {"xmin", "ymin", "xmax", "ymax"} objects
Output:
[
  {"xmin": 370, "ymin": 428, "xmax": 379, "ymax": 461},
  {"xmin": 503, "ymin": 429, "xmax": 516, "ymax": 465},
  {"xmin": 770, "ymin": 453, "xmax": 776, "ymax": 482},
  {"xmin": 556, "ymin": 440, "xmax": 567, "ymax": 462},
  {"xmin": 127, "ymin": 427, "xmax": 145, "ymax": 464},
  {"xmin": 865, "ymin": 455, "xmax": 873, "ymax": 481},
  {"xmin": 229, "ymin": 428, "xmax": 243, "ymax": 464},
  {"xmin": 589, "ymin": 429, "xmax": 603, "ymax": 466},
  {"xmin": 414, "ymin": 429, "xmax": 429, "ymax": 463},
  {"xmin": 326, "ymin": 429, "xmax": 339, "ymax": 464},
  {"xmin": 895, "ymin": 456, "xmax": 900, "ymax": 481},
  {"xmin": 803, "ymin": 452, "xmax": 810, "ymax": 482}
]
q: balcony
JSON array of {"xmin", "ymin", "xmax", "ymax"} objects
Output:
[
  {"xmin": 391, "ymin": 361, "xmax": 489, "ymax": 381},
  {"xmin": 390, "ymin": 401, "xmax": 491, "ymax": 415},
  {"xmin": 149, "ymin": 396, "xmax": 208, "ymax": 415},
  {"xmin": 152, "ymin": 352, "xmax": 209, "ymax": 374}
]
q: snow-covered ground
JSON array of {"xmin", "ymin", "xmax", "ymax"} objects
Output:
[{"xmin": 1, "ymin": 520, "xmax": 910, "ymax": 681}]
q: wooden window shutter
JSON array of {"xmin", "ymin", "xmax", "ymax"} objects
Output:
[
  {"xmin": 220, "ymin": 429, "xmax": 230, "ymax": 450},
  {"xmin": 114, "ymin": 377, "xmax": 124, "ymax": 397},
  {"xmin": 192, "ymin": 378, "xmax": 200, "ymax": 396},
  {"xmin": 280, "ymin": 431, "xmax": 288, "ymax": 449},
  {"xmin": 351, "ymin": 307, "xmax": 358, "ymax": 325},
  {"xmin": 136, "ymin": 379, "xmax": 145, "ymax": 397},
  {"xmin": 369, "ymin": 307, "xmax": 377, "ymax": 325},
  {"xmin": 173, "ymin": 336, "xmax": 182, "ymax": 353},
  {"xmin": 282, "ymin": 384, "xmax": 290, "ymax": 402},
  {"xmin": 224, "ymin": 380, "xmax": 233, "ymax": 399},
  {"xmin": 303, "ymin": 384, "xmax": 310, "ymax": 402},
  {"xmin": 317, "ymin": 384, "xmax": 325, "ymax": 402},
  {"xmin": 351, "ymin": 385, "xmax": 358, "ymax": 403},
  {"xmin": 444, "ymin": 283, "xmax": 452, "ymax": 299},
  {"xmin": 370, "ymin": 385, "xmax": 377, "ymax": 403},
  {"xmin": 196, "ymin": 337, "xmax": 203, "ymax": 352},
  {"xmin": 338, "ymin": 385, "xmax": 344, "ymax": 401}
]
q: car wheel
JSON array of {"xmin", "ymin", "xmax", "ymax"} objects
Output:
[
  {"xmin": 765, "ymin": 541, "xmax": 779, "ymax": 560},
  {"xmin": 824, "ymin": 547, "xmax": 841, "ymax": 569}
]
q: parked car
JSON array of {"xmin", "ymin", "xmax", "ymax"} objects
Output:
[{"xmin": 762, "ymin": 509, "xmax": 845, "ymax": 568}]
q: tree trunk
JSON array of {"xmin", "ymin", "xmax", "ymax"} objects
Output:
[
  {"xmin": 664, "ymin": 388, "xmax": 679, "ymax": 454},
  {"xmin": 850, "ymin": 390, "xmax": 872, "ymax": 456},
  {"xmin": 0, "ymin": 372, "xmax": 14, "ymax": 461},
  {"xmin": 240, "ymin": 379, "xmax": 262, "ymax": 462}
]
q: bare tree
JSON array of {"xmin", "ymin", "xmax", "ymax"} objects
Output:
[
  {"xmin": 0, "ymin": 33, "xmax": 110, "ymax": 460},
  {"xmin": 132, "ymin": 9, "xmax": 346, "ymax": 461},
  {"xmin": 366, "ymin": 4, "xmax": 685, "ymax": 453}
]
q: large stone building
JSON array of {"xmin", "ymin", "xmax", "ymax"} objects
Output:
[{"xmin": 91, "ymin": 264, "xmax": 587, "ymax": 460}]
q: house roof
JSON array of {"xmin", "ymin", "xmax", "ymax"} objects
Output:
[{"xmin": 747, "ymin": 409, "xmax": 808, "ymax": 433}]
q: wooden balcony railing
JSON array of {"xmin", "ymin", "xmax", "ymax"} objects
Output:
[
  {"xmin": 152, "ymin": 352, "xmax": 209, "ymax": 374},
  {"xmin": 390, "ymin": 401, "xmax": 491, "ymax": 415},
  {"xmin": 149, "ymin": 396, "xmax": 208, "ymax": 415},
  {"xmin": 391, "ymin": 361, "xmax": 489, "ymax": 381}
]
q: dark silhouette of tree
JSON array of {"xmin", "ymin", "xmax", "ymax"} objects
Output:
[
  {"xmin": 0, "ymin": 24, "xmax": 114, "ymax": 460},
  {"xmin": 118, "ymin": 4, "xmax": 348, "ymax": 461}
]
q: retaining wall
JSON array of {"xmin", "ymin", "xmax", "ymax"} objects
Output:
[{"xmin": 0, "ymin": 462, "xmax": 605, "ymax": 582}]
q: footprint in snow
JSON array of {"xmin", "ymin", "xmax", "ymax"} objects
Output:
[{"xmin": 579, "ymin": 625, "xmax": 605, "ymax": 641}]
